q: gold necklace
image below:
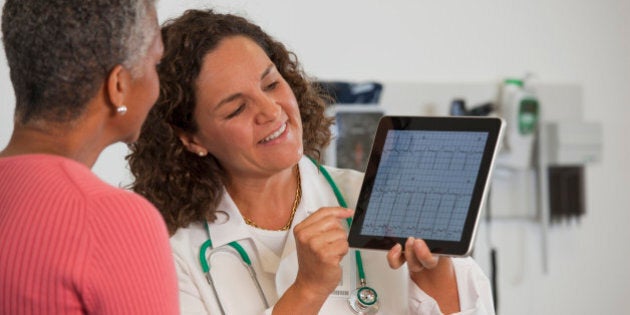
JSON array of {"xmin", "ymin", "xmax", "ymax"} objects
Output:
[{"xmin": 242, "ymin": 166, "xmax": 301, "ymax": 231}]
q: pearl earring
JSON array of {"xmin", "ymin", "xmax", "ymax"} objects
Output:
[
  {"xmin": 116, "ymin": 105, "xmax": 128, "ymax": 115},
  {"xmin": 197, "ymin": 151, "xmax": 207, "ymax": 157}
]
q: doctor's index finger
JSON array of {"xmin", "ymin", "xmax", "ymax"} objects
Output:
[
  {"xmin": 294, "ymin": 207, "xmax": 354, "ymax": 231},
  {"xmin": 301, "ymin": 207, "xmax": 353, "ymax": 225}
]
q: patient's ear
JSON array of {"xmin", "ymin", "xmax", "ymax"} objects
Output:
[{"xmin": 105, "ymin": 65, "xmax": 130, "ymax": 113}]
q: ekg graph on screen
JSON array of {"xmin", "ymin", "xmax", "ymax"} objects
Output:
[{"xmin": 361, "ymin": 130, "xmax": 488, "ymax": 241}]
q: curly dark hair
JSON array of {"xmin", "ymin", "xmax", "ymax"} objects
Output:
[
  {"xmin": 1, "ymin": 0, "xmax": 157, "ymax": 125},
  {"xmin": 128, "ymin": 9, "xmax": 333, "ymax": 235}
]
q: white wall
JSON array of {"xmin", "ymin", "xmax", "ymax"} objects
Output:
[{"xmin": 2, "ymin": 0, "xmax": 629, "ymax": 314}]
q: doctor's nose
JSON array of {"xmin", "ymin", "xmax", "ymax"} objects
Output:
[{"xmin": 254, "ymin": 95, "xmax": 281, "ymax": 124}]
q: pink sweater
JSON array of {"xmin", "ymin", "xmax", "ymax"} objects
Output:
[{"xmin": 0, "ymin": 154, "xmax": 179, "ymax": 314}]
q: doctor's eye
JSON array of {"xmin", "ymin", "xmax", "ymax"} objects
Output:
[
  {"xmin": 263, "ymin": 81, "xmax": 279, "ymax": 91},
  {"xmin": 226, "ymin": 103, "xmax": 246, "ymax": 119}
]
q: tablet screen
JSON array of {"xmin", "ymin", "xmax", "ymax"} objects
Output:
[
  {"xmin": 347, "ymin": 116, "xmax": 504, "ymax": 256},
  {"xmin": 361, "ymin": 130, "xmax": 488, "ymax": 241}
]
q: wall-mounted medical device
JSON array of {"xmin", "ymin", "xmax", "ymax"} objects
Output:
[
  {"xmin": 496, "ymin": 78, "xmax": 540, "ymax": 170},
  {"xmin": 539, "ymin": 121, "xmax": 603, "ymax": 224},
  {"xmin": 544, "ymin": 121, "xmax": 603, "ymax": 165}
]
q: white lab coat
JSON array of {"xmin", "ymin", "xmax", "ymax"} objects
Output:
[{"xmin": 170, "ymin": 157, "xmax": 495, "ymax": 314}]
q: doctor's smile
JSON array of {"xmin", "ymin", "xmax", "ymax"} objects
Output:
[{"xmin": 260, "ymin": 121, "xmax": 289, "ymax": 144}]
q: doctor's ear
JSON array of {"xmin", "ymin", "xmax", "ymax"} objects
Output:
[{"xmin": 177, "ymin": 131, "xmax": 208, "ymax": 157}]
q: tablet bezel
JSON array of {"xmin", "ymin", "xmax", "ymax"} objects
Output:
[{"xmin": 347, "ymin": 116, "xmax": 504, "ymax": 256}]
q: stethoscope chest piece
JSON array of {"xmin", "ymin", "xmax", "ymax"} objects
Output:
[{"xmin": 348, "ymin": 286, "xmax": 380, "ymax": 314}]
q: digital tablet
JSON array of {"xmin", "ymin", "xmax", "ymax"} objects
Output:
[{"xmin": 347, "ymin": 116, "xmax": 504, "ymax": 256}]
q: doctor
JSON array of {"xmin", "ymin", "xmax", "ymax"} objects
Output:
[{"xmin": 129, "ymin": 9, "xmax": 494, "ymax": 315}]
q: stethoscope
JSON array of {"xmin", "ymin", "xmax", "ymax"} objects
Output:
[
  {"xmin": 198, "ymin": 226, "xmax": 269, "ymax": 314},
  {"xmin": 199, "ymin": 159, "xmax": 380, "ymax": 314}
]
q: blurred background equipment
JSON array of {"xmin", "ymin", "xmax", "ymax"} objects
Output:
[
  {"xmin": 318, "ymin": 81, "xmax": 385, "ymax": 172},
  {"xmin": 540, "ymin": 121, "xmax": 603, "ymax": 224},
  {"xmin": 317, "ymin": 81, "xmax": 383, "ymax": 104},
  {"xmin": 496, "ymin": 78, "xmax": 540, "ymax": 170},
  {"xmin": 450, "ymin": 98, "xmax": 495, "ymax": 117}
]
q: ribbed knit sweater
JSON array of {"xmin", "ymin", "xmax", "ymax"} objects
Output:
[{"xmin": 0, "ymin": 154, "xmax": 179, "ymax": 314}]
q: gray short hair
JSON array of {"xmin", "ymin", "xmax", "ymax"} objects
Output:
[{"xmin": 1, "ymin": 0, "xmax": 158, "ymax": 124}]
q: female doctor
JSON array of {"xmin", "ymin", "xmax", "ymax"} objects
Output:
[{"xmin": 129, "ymin": 9, "xmax": 494, "ymax": 315}]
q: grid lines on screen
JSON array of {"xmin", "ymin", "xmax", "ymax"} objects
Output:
[{"xmin": 360, "ymin": 130, "xmax": 488, "ymax": 241}]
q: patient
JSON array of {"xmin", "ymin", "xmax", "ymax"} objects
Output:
[{"xmin": 0, "ymin": 0, "xmax": 178, "ymax": 313}]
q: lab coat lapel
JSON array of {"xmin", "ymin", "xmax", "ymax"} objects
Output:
[{"xmin": 209, "ymin": 188, "xmax": 252, "ymax": 248}]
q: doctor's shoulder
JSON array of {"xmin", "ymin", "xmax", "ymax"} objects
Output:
[{"xmin": 169, "ymin": 221, "xmax": 208, "ymax": 254}]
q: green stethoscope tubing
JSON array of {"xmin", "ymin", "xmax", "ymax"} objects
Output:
[
  {"xmin": 199, "ymin": 224, "xmax": 270, "ymax": 315},
  {"xmin": 199, "ymin": 238, "xmax": 250, "ymax": 271},
  {"xmin": 309, "ymin": 157, "xmax": 369, "ymax": 291},
  {"xmin": 199, "ymin": 157, "xmax": 377, "ymax": 313}
]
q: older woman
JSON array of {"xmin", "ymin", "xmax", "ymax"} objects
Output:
[
  {"xmin": 129, "ymin": 9, "xmax": 493, "ymax": 315},
  {"xmin": 0, "ymin": 0, "xmax": 178, "ymax": 314}
]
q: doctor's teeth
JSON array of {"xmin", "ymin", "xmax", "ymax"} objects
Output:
[{"xmin": 263, "ymin": 123, "xmax": 286, "ymax": 142}]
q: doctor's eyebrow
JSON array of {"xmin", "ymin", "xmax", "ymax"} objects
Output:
[
  {"xmin": 216, "ymin": 93, "xmax": 243, "ymax": 109},
  {"xmin": 260, "ymin": 64, "xmax": 274, "ymax": 80}
]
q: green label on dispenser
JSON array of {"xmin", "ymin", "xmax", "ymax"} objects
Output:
[{"xmin": 518, "ymin": 98, "xmax": 539, "ymax": 135}]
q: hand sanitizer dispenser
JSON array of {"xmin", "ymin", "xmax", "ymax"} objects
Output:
[{"xmin": 496, "ymin": 78, "xmax": 540, "ymax": 170}]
